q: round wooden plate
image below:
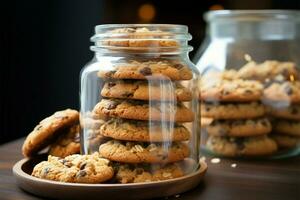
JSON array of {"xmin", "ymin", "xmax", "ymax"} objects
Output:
[{"xmin": 13, "ymin": 155, "xmax": 207, "ymax": 200}]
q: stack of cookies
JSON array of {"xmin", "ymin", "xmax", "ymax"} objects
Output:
[
  {"xmin": 200, "ymin": 76, "xmax": 277, "ymax": 157},
  {"xmin": 264, "ymin": 81, "xmax": 300, "ymax": 149},
  {"xmin": 92, "ymin": 58, "xmax": 195, "ymax": 183},
  {"xmin": 238, "ymin": 60, "xmax": 300, "ymax": 150}
]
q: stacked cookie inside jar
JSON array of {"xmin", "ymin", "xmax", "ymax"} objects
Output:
[
  {"xmin": 81, "ymin": 26, "xmax": 198, "ymax": 183},
  {"xmin": 200, "ymin": 60, "xmax": 300, "ymax": 158}
]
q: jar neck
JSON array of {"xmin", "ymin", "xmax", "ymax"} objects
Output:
[{"xmin": 206, "ymin": 10, "xmax": 300, "ymax": 40}]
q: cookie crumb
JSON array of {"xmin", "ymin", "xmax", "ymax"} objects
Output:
[
  {"xmin": 211, "ymin": 158, "xmax": 221, "ymax": 164},
  {"xmin": 244, "ymin": 54, "xmax": 252, "ymax": 62},
  {"xmin": 175, "ymin": 194, "xmax": 180, "ymax": 198},
  {"xmin": 231, "ymin": 163, "xmax": 237, "ymax": 168}
]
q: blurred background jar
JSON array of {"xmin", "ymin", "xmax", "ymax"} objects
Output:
[
  {"xmin": 195, "ymin": 10, "xmax": 300, "ymax": 159},
  {"xmin": 80, "ymin": 24, "xmax": 200, "ymax": 183}
]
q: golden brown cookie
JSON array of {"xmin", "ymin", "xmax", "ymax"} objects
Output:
[
  {"xmin": 273, "ymin": 120, "xmax": 300, "ymax": 137},
  {"xmin": 267, "ymin": 104, "xmax": 300, "ymax": 120},
  {"xmin": 100, "ymin": 119, "xmax": 190, "ymax": 142},
  {"xmin": 201, "ymin": 102, "xmax": 265, "ymax": 119},
  {"xmin": 100, "ymin": 27, "xmax": 179, "ymax": 48},
  {"xmin": 206, "ymin": 135, "xmax": 278, "ymax": 157},
  {"xmin": 49, "ymin": 125, "xmax": 80, "ymax": 158},
  {"xmin": 22, "ymin": 109, "xmax": 79, "ymax": 157},
  {"xmin": 237, "ymin": 60, "xmax": 298, "ymax": 81},
  {"xmin": 93, "ymin": 99, "xmax": 194, "ymax": 122},
  {"xmin": 31, "ymin": 153, "xmax": 113, "ymax": 183},
  {"xmin": 202, "ymin": 118, "xmax": 271, "ymax": 137},
  {"xmin": 99, "ymin": 140, "xmax": 189, "ymax": 164},
  {"xmin": 97, "ymin": 60, "xmax": 192, "ymax": 81},
  {"xmin": 200, "ymin": 79, "xmax": 263, "ymax": 102},
  {"xmin": 271, "ymin": 133, "xmax": 300, "ymax": 149},
  {"xmin": 101, "ymin": 80, "xmax": 192, "ymax": 101},
  {"xmin": 263, "ymin": 81, "xmax": 300, "ymax": 103},
  {"xmin": 115, "ymin": 163, "xmax": 184, "ymax": 183}
]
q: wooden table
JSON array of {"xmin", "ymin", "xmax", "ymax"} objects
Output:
[{"xmin": 0, "ymin": 138, "xmax": 299, "ymax": 200}]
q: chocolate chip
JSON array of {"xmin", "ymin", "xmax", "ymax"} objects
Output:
[
  {"xmin": 36, "ymin": 125, "xmax": 43, "ymax": 130},
  {"xmin": 173, "ymin": 63, "xmax": 184, "ymax": 69},
  {"xmin": 77, "ymin": 170, "xmax": 87, "ymax": 177},
  {"xmin": 281, "ymin": 68, "xmax": 289, "ymax": 77},
  {"xmin": 222, "ymin": 90, "xmax": 230, "ymax": 95},
  {"xmin": 218, "ymin": 129, "xmax": 228, "ymax": 136},
  {"xmin": 60, "ymin": 159, "xmax": 72, "ymax": 167},
  {"xmin": 106, "ymin": 102, "xmax": 118, "ymax": 109},
  {"xmin": 139, "ymin": 67, "xmax": 152, "ymax": 76},
  {"xmin": 42, "ymin": 167, "xmax": 50, "ymax": 175},
  {"xmin": 205, "ymin": 107, "xmax": 211, "ymax": 112},
  {"xmin": 261, "ymin": 119, "xmax": 268, "ymax": 127},
  {"xmin": 135, "ymin": 168, "xmax": 144, "ymax": 175},
  {"xmin": 244, "ymin": 89, "xmax": 253, "ymax": 94},
  {"xmin": 122, "ymin": 92, "xmax": 134, "ymax": 98},
  {"xmin": 284, "ymin": 84, "xmax": 293, "ymax": 95},
  {"xmin": 107, "ymin": 82, "xmax": 116, "ymax": 88},
  {"xmin": 80, "ymin": 162, "xmax": 87, "ymax": 170},
  {"xmin": 234, "ymin": 138, "xmax": 245, "ymax": 150},
  {"xmin": 106, "ymin": 70, "xmax": 116, "ymax": 77}
]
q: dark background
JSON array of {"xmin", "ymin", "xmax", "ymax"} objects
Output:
[{"xmin": 1, "ymin": 0, "xmax": 300, "ymax": 144}]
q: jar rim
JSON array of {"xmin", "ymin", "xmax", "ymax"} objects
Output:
[{"xmin": 205, "ymin": 10, "xmax": 300, "ymax": 22}]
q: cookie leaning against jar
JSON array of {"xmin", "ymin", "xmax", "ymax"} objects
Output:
[{"xmin": 22, "ymin": 109, "xmax": 79, "ymax": 157}]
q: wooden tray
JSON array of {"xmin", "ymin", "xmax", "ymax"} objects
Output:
[{"xmin": 13, "ymin": 155, "xmax": 207, "ymax": 200}]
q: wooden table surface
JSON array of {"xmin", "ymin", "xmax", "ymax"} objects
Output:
[{"xmin": 0, "ymin": 138, "xmax": 300, "ymax": 200}]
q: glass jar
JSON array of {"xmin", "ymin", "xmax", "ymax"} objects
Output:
[
  {"xmin": 80, "ymin": 24, "xmax": 200, "ymax": 183},
  {"xmin": 195, "ymin": 10, "xmax": 300, "ymax": 159}
]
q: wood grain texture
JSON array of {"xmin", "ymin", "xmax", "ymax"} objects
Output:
[{"xmin": 0, "ymin": 138, "xmax": 300, "ymax": 200}]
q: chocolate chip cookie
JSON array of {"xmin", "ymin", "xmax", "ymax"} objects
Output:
[
  {"xmin": 31, "ymin": 153, "xmax": 113, "ymax": 183},
  {"xmin": 100, "ymin": 119, "xmax": 190, "ymax": 142},
  {"xmin": 263, "ymin": 81, "xmax": 300, "ymax": 103},
  {"xmin": 237, "ymin": 60, "xmax": 298, "ymax": 81},
  {"xmin": 273, "ymin": 120, "xmax": 300, "ymax": 136},
  {"xmin": 115, "ymin": 163, "xmax": 184, "ymax": 183},
  {"xmin": 101, "ymin": 80, "xmax": 192, "ymax": 101},
  {"xmin": 206, "ymin": 135, "xmax": 278, "ymax": 157},
  {"xmin": 93, "ymin": 99, "xmax": 194, "ymax": 122},
  {"xmin": 267, "ymin": 104, "xmax": 300, "ymax": 120},
  {"xmin": 97, "ymin": 60, "xmax": 192, "ymax": 80},
  {"xmin": 22, "ymin": 109, "xmax": 79, "ymax": 157},
  {"xmin": 271, "ymin": 133, "xmax": 300, "ymax": 149},
  {"xmin": 200, "ymin": 79, "xmax": 263, "ymax": 102},
  {"xmin": 99, "ymin": 140, "xmax": 189, "ymax": 164},
  {"xmin": 202, "ymin": 118, "xmax": 271, "ymax": 137},
  {"xmin": 49, "ymin": 125, "xmax": 80, "ymax": 158},
  {"xmin": 201, "ymin": 102, "xmax": 265, "ymax": 119},
  {"xmin": 100, "ymin": 27, "xmax": 179, "ymax": 48}
]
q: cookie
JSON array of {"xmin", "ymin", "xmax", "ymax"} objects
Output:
[
  {"xmin": 49, "ymin": 125, "xmax": 80, "ymax": 158},
  {"xmin": 263, "ymin": 81, "xmax": 300, "ymax": 103},
  {"xmin": 22, "ymin": 109, "xmax": 79, "ymax": 157},
  {"xmin": 237, "ymin": 60, "xmax": 298, "ymax": 81},
  {"xmin": 202, "ymin": 118, "xmax": 271, "ymax": 137},
  {"xmin": 200, "ymin": 79, "xmax": 263, "ymax": 102},
  {"xmin": 201, "ymin": 102, "xmax": 265, "ymax": 119},
  {"xmin": 93, "ymin": 99, "xmax": 194, "ymax": 122},
  {"xmin": 100, "ymin": 27, "xmax": 179, "ymax": 48},
  {"xmin": 206, "ymin": 135, "xmax": 278, "ymax": 157},
  {"xmin": 100, "ymin": 119, "xmax": 190, "ymax": 142},
  {"xmin": 31, "ymin": 153, "xmax": 113, "ymax": 183},
  {"xmin": 273, "ymin": 120, "xmax": 300, "ymax": 136},
  {"xmin": 97, "ymin": 60, "xmax": 192, "ymax": 81},
  {"xmin": 101, "ymin": 80, "xmax": 192, "ymax": 101},
  {"xmin": 99, "ymin": 140, "xmax": 189, "ymax": 164},
  {"xmin": 271, "ymin": 134, "xmax": 300, "ymax": 149},
  {"xmin": 115, "ymin": 163, "xmax": 184, "ymax": 183},
  {"xmin": 267, "ymin": 104, "xmax": 300, "ymax": 120}
]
